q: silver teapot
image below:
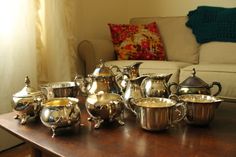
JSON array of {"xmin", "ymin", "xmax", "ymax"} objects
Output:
[
  {"xmin": 75, "ymin": 60, "xmax": 123, "ymax": 96},
  {"xmin": 168, "ymin": 68, "xmax": 222, "ymax": 96},
  {"xmin": 141, "ymin": 73, "xmax": 173, "ymax": 98},
  {"xmin": 12, "ymin": 76, "xmax": 46, "ymax": 124}
]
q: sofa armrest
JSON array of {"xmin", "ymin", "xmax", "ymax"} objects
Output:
[{"xmin": 78, "ymin": 39, "xmax": 115, "ymax": 74}]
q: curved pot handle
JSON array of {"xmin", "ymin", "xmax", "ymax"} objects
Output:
[
  {"xmin": 167, "ymin": 82, "xmax": 178, "ymax": 94},
  {"xmin": 74, "ymin": 74, "xmax": 89, "ymax": 96},
  {"xmin": 209, "ymin": 82, "xmax": 222, "ymax": 96},
  {"xmin": 172, "ymin": 101, "xmax": 187, "ymax": 124},
  {"xmin": 128, "ymin": 98, "xmax": 138, "ymax": 116}
]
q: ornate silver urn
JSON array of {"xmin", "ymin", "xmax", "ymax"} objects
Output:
[
  {"xmin": 12, "ymin": 76, "xmax": 46, "ymax": 124},
  {"xmin": 168, "ymin": 68, "xmax": 222, "ymax": 96}
]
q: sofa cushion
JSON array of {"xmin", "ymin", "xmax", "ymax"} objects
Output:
[
  {"xmin": 108, "ymin": 22, "xmax": 166, "ymax": 60},
  {"xmin": 130, "ymin": 16, "xmax": 199, "ymax": 64},
  {"xmin": 105, "ymin": 60, "xmax": 192, "ymax": 83},
  {"xmin": 180, "ymin": 64, "xmax": 236, "ymax": 100},
  {"xmin": 199, "ymin": 41, "xmax": 236, "ymax": 64}
]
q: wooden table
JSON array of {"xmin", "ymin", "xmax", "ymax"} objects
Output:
[{"xmin": 0, "ymin": 102, "xmax": 236, "ymax": 157}]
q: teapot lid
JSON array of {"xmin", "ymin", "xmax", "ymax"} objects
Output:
[
  {"xmin": 91, "ymin": 60, "xmax": 115, "ymax": 77},
  {"xmin": 13, "ymin": 76, "xmax": 43, "ymax": 98},
  {"xmin": 180, "ymin": 68, "xmax": 208, "ymax": 87}
]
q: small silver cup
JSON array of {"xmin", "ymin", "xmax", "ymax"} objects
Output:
[
  {"xmin": 178, "ymin": 94, "xmax": 223, "ymax": 125},
  {"xmin": 131, "ymin": 97, "xmax": 186, "ymax": 131}
]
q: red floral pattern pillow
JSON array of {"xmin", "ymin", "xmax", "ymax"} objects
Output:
[{"xmin": 108, "ymin": 22, "xmax": 166, "ymax": 60}]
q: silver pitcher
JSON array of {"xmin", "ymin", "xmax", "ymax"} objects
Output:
[
  {"xmin": 141, "ymin": 73, "xmax": 172, "ymax": 98},
  {"xmin": 123, "ymin": 75, "xmax": 147, "ymax": 113},
  {"xmin": 116, "ymin": 62, "xmax": 143, "ymax": 92}
]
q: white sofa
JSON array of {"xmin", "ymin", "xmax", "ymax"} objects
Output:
[{"xmin": 78, "ymin": 16, "xmax": 236, "ymax": 101}]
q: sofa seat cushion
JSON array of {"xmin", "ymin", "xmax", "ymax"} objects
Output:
[
  {"xmin": 180, "ymin": 64, "xmax": 236, "ymax": 100},
  {"xmin": 105, "ymin": 60, "xmax": 192, "ymax": 83},
  {"xmin": 199, "ymin": 41, "xmax": 236, "ymax": 64}
]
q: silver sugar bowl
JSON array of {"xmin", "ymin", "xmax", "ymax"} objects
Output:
[{"xmin": 12, "ymin": 76, "xmax": 46, "ymax": 124}]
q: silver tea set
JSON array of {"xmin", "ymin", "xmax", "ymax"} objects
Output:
[{"xmin": 12, "ymin": 61, "xmax": 223, "ymax": 137}]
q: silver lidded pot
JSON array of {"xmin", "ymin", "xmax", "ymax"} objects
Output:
[
  {"xmin": 40, "ymin": 97, "xmax": 81, "ymax": 137},
  {"xmin": 168, "ymin": 68, "xmax": 222, "ymax": 96},
  {"xmin": 12, "ymin": 76, "xmax": 46, "ymax": 124}
]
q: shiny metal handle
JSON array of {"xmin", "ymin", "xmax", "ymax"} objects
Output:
[
  {"xmin": 128, "ymin": 98, "xmax": 138, "ymax": 116},
  {"xmin": 74, "ymin": 74, "xmax": 88, "ymax": 96},
  {"xmin": 210, "ymin": 82, "xmax": 222, "ymax": 96},
  {"xmin": 43, "ymin": 86, "xmax": 54, "ymax": 99},
  {"xmin": 168, "ymin": 82, "xmax": 178, "ymax": 94},
  {"xmin": 110, "ymin": 65, "xmax": 122, "ymax": 76},
  {"xmin": 172, "ymin": 102, "xmax": 187, "ymax": 124}
]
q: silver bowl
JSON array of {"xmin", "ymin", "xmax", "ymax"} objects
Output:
[
  {"xmin": 85, "ymin": 92, "xmax": 125, "ymax": 128},
  {"xmin": 178, "ymin": 94, "xmax": 223, "ymax": 125},
  {"xmin": 41, "ymin": 82, "xmax": 79, "ymax": 99},
  {"xmin": 40, "ymin": 97, "xmax": 81, "ymax": 137}
]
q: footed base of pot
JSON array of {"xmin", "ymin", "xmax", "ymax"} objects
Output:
[
  {"xmin": 14, "ymin": 114, "xmax": 37, "ymax": 125},
  {"xmin": 50, "ymin": 123, "xmax": 81, "ymax": 138},
  {"xmin": 88, "ymin": 115, "xmax": 125, "ymax": 129}
]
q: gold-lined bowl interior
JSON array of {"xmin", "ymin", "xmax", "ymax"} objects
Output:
[
  {"xmin": 43, "ymin": 98, "xmax": 78, "ymax": 107},
  {"xmin": 41, "ymin": 82, "xmax": 76, "ymax": 89},
  {"xmin": 179, "ymin": 94, "xmax": 222, "ymax": 103},
  {"xmin": 133, "ymin": 98, "xmax": 176, "ymax": 108}
]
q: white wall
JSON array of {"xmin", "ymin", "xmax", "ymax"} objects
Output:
[{"xmin": 75, "ymin": 0, "xmax": 236, "ymax": 41}]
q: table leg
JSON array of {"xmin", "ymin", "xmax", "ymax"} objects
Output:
[{"xmin": 31, "ymin": 146, "xmax": 42, "ymax": 157}]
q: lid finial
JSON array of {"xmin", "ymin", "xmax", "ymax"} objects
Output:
[
  {"xmin": 25, "ymin": 76, "xmax": 30, "ymax": 87},
  {"xmin": 192, "ymin": 68, "xmax": 196, "ymax": 77}
]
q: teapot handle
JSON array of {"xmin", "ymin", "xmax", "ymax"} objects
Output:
[
  {"xmin": 167, "ymin": 82, "xmax": 178, "ymax": 94},
  {"xmin": 209, "ymin": 82, "xmax": 222, "ymax": 96},
  {"xmin": 110, "ymin": 65, "xmax": 122, "ymax": 75},
  {"xmin": 74, "ymin": 74, "xmax": 89, "ymax": 96}
]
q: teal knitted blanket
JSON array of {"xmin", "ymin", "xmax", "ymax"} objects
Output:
[{"xmin": 186, "ymin": 6, "xmax": 236, "ymax": 43}]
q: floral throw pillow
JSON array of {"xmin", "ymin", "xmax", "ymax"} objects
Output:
[{"xmin": 108, "ymin": 22, "xmax": 166, "ymax": 60}]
